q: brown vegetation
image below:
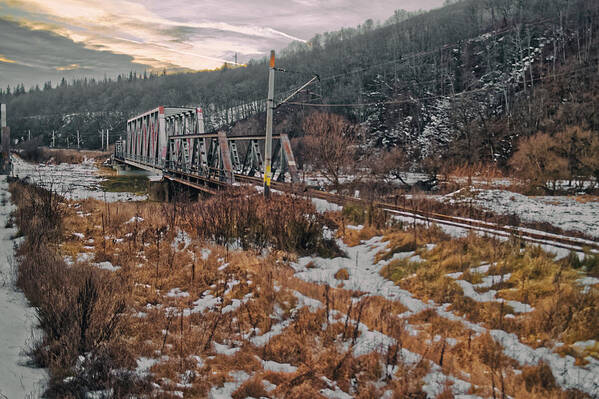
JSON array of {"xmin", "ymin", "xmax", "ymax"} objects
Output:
[
  {"xmin": 18, "ymin": 144, "xmax": 109, "ymax": 165},
  {"xmin": 10, "ymin": 178, "xmax": 597, "ymax": 398},
  {"xmin": 182, "ymin": 188, "xmax": 341, "ymax": 257},
  {"xmin": 10, "ymin": 181, "xmax": 149, "ymax": 397},
  {"xmin": 510, "ymin": 127, "xmax": 599, "ymax": 194}
]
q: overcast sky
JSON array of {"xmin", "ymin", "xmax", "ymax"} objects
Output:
[{"xmin": 0, "ymin": 0, "xmax": 444, "ymax": 89}]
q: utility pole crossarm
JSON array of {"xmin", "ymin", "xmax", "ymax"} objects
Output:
[{"xmin": 277, "ymin": 75, "xmax": 320, "ymax": 108}]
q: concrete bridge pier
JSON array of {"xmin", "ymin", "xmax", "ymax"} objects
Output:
[
  {"xmin": 149, "ymin": 178, "xmax": 207, "ymax": 202},
  {"xmin": 148, "ymin": 179, "xmax": 170, "ymax": 202}
]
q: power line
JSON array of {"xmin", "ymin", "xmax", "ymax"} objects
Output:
[
  {"xmin": 271, "ymin": 16, "xmax": 562, "ymax": 109},
  {"xmin": 284, "ymin": 64, "xmax": 599, "ymax": 108}
]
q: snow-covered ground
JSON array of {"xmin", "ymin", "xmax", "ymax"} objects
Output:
[
  {"xmin": 0, "ymin": 178, "xmax": 47, "ymax": 397},
  {"xmin": 291, "ymin": 234, "xmax": 599, "ymax": 397},
  {"xmin": 12, "ymin": 155, "xmax": 147, "ymax": 202},
  {"xmin": 443, "ymin": 188, "xmax": 599, "ymax": 239}
]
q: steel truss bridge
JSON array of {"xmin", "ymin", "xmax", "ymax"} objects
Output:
[{"xmin": 113, "ymin": 106, "xmax": 299, "ymax": 193}]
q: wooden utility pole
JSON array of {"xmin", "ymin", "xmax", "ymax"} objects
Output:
[{"xmin": 264, "ymin": 50, "xmax": 275, "ymax": 198}]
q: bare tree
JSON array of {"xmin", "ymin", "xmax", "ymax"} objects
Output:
[{"xmin": 302, "ymin": 112, "xmax": 358, "ymax": 191}]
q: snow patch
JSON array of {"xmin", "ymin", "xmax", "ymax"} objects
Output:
[
  {"xmin": 94, "ymin": 261, "xmax": 121, "ymax": 272},
  {"xmin": 444, "ymin": 188, "xmax": 599, "ymax": 239}
]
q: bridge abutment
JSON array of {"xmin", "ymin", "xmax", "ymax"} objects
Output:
[{"xmin": 113, "ymin": 163, "xmax": 154, "ymax": 177}]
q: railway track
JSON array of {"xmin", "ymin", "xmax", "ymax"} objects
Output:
[
  {"xmin": 155, "ymin": 170, "xmax": 598, "ymax": 253},
  {"xmin": 232, "ymin": 174, "xmax": 599, "ymax": 253}
]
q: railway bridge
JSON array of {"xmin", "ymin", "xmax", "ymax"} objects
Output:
[{"xmin": 112, "ymin": 106, "xmax": 299, "ymax": 195}]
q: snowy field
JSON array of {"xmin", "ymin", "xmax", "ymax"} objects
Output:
[
  {"xmin": 291, "ymin": 234, "xmax": 599, "ymax": 397},
  {"xmin": 443, "ymin": 188, "xmax": 599, "ymax": 239},
  {"xmin": 12, "ymin": 155, "xmax": 147, "ymax": 202},
  {"xmin": 0, "ymin": 178, "xmax": 47, "ymax": 397}
]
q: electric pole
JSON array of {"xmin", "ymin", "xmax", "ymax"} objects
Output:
[
  {"xmin": 1, "ymin": 104, "xmax": 10, "ymax": 172},
  {"xmin": 101, "ymin": 129, "xmax": 104, "ymax": 151},
  {"xmin": 264, "ymin": 50, "xmax": 275, "ymax": 198},
  {"xmin": 77, "ymin": 130, "xmax": 80, "ymax": 149},
  {"xmin": 52, "ymin": 130, "xmax": 55, "ymax": 148},
  {"xmin": 28, "ymin": 130, "xmax": 31, "ymax": 141},
  {"xmin": 0, "ymin": 104, "xmax": 5, "ymax": 133},
  {"xmin": 106, "ymin": 129, "xmax": 109, "ymax": 149}
]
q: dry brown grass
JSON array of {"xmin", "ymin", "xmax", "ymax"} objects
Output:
[
  {"xmin": 334, "ymin": 268, "xmax": 350, "ymax": 280},
  {"xmin": 180, "ymin": 188, "xmax": 341, "ymax": 257},
  {"xmin": 446, "ymin": 162, "xmax": 505, "ymax": 179},
  {"xmin": 13, "ymin": 177, "xmax": 597, "ymax": 398},
  {"xmin": 18, "ymin": 147, "xmax": 110, "ymax": 165},
  {"xmin": 570, "ymin": 195, "xmax": 599, "ymax": 204},
  {"xmin": 340, "ymin": 225, "xmax": 382, "ymax": 247},
  {"xmin": 231, "ymin": 376, "xmax": 269, "ymax": 399},
  {"xmin": 10, "ymin": 181, "xmax": 150, "ymax": 397},
  {"xmin": 377, "ymin": 224, "xmax": 599, "ymax": 375}
]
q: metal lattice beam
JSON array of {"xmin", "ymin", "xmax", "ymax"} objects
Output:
[{"xmin": 114, "ymin": 106, "xmax": 300, "ymax": 190}]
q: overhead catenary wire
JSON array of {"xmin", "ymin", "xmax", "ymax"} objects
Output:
[
  {"xmin": 283, "ymin": 63, "xmax": 599, "ymax": 108},
  {"xmin": 226, "ymin": 14, "xmax": 587, "ymax": 112},
  {"xmin": 271, "ymin": 15, "xmax": 575, "ymax": 110}
]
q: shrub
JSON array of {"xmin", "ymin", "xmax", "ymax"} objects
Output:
[
  {"xmin": 518, "ymin": 362, "xmax": 557, "ymax": 393},
  {"xmin": 11, "ymin": 179, "xmax": 65, "ymax": 247},
  {"xmin": 10, "ymin": 181, "xmax": 147, "ymax": 397},
  {"xmin": 342, "ymin": 203, "xmax": 366, "ymax": 225},
  {"xmin": 231, "ymin": 376, "xmax": 268, "ymax": 399},
  {"xmin": 184, "ymin": 189, "xmax": 340, "ymax": 256},
  {"xmin": 302, "ymin": 112, "xmax": 358, "ymax": 190},
  {"xmin": 334, "ymin": 268, "xmax": 350, "ymax": 280},
  {"xmin": 510, "ymin": 127, "xmax": 599, "ymax": 194},
  {"xmin": 18, "ymin": 144, "xmax": 85, "ymax": 165}
]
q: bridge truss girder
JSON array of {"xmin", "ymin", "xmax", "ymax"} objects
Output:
[{"xmin": 166, "ymin": 132, "xmax": 299, "ymax": 186}]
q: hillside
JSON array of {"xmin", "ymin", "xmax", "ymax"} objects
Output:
[{"xmin": 1, "ymin": 0, "xmax": 599, "ymax": 172}]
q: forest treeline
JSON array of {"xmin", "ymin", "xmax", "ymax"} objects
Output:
[{"xmin": 1, "ymin": 0, "xmax": 599, "ymax": 182}]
